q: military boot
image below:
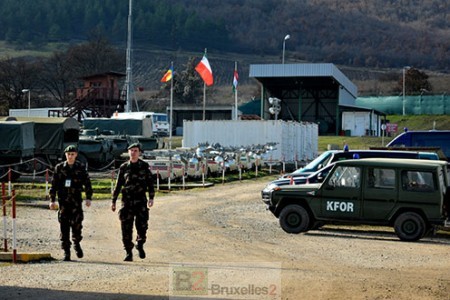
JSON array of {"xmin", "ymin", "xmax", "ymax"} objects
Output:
[
  {"xmin": 123, "ymin": 249, "xmax": 133, "ymax": 262},
  {"xmin": 74, "ymin": 243, "xmax": 83, "ymax": 258},
  {"xmin": 136, "ymin": 243, "xmax": 146, "ymax": 259},
  {"xmin": 63, "ymin": 248, "xmax": 71, "ymax": 261}
]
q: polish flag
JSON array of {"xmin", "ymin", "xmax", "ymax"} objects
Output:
[{"xmin": 195, "ymin": 54, "xmax": 214, "ymax": 86}]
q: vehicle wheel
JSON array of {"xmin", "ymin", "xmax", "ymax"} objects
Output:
[
  {"xmin": 279, "ymin": 205, "xmax": 310, "ymax": 234},
  {"xmin": 35, "ymin": 156, "xmax": 50, "ymax": 172},
  {"xmin": 394, "ymin": 212, "xmax": 426, "ymax": 241}
]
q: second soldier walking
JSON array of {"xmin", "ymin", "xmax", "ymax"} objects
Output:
[{"xmin": 111, "ymin": 143, "xmax": 155, "ymax": 261}]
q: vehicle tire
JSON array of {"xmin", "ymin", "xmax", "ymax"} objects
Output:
[
  {"xmin": 33, "ymin": 156, "xmax": 49, "ymax": 172},
  {"xmin": 279, "ymin": 205, "xmax": 311, "ymax": 234},
  {"xmin": 394, "ymin": 212, "xmax": 426, "ymax": 241}
]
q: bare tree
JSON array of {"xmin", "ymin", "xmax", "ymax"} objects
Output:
[
  {"xmin": 0, "ymin": 57, "xmax": 42, "ymax": 112},
  {"xmin": 38, "ymin": 31, "xmax": 124, "ymax": 108}
]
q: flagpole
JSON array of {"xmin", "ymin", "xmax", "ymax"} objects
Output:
[
  {"xmin": 125, "ymin": 0, "xmax": 133, "ymax": 112},
  {"xmin": 202, "ymin": 48, "xmax": 207, "ymax": 121},
  {"xmin": 234, "ymin": 61, "xmax": 238, "ymax": 121},
  {"xmin": 169, "ymin": 61, "xmax": 174, "ymax": 149},
  {"xmin": 202, "ymin": 82, "xmax": 206, "ymax": 121}
]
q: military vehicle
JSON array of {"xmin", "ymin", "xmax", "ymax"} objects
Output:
[
  {"xmin": 262, "ymin": 150, "xmax": 440, "ymax": 200},
  {"xmin": 83, "ymin": 118, "xmax": 160, "ymax": 150},
  {"xmin": 0, "ymin": 117, "xmax": 80, "ymax": 174},
  {"xmin": 263, "ymin": 158, "xmax": 450, "ymax": 241},
  {"xmin": 0, "ymin": 121, "xmax": 35, "ymax": 181},
  {"xmin": 0, "ymin": 117, "xmax": 120, "ymax": 178}
]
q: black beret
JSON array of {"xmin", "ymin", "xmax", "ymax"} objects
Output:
[
  {"xmin": 127, "ymin": 143, "xmax": 141, "ymax": 150},
  {"xmin": 64, "ymin": 145, "xmax": 78, "ymax": 153}
]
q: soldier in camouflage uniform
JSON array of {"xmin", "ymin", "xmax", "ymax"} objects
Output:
[
  {"xmin": 49, "ymin": 145, "xmax": 93, "ymax": 261},
  {"xmin": 111, "ymin": 143, "xmax": 155, "ymax": 261}
]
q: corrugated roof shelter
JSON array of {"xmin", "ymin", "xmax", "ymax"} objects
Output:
[{"xmin": 250, "ymin": 63, "xmax": 363, "ymax": 135}]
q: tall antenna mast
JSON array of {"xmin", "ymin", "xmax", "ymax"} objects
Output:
[{"xmin": 125, "ymin": 0, "xmax": 133, "ymax": 112}]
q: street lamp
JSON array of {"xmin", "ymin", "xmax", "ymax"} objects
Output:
[
  {"xmin": 22, "ymin": 89, "xmax": 31, "ymax": 117},
  {"xmin": 282, "ymin": 34, "xmax": 290, "ymax": 64},
  {"xmin": 402, "ymin": 66, "xmax": 410, "ymax": 116}
]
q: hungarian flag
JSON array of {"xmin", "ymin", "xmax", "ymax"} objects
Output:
[
  {"xmin": 232, "ymin": 69, "xmax": 239, "ymax": 92},
  {"xmin": 161, "ymin": 67, "xmax": 173, "ymax": 82},
  {"xmin": 195, "ymin": 54, "xmax": 213, "ymax": 86}
]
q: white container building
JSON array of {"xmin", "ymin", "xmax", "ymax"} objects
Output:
[{"xmin": 182, "ymin": 120, "xmax": 318, "ymax": 162}]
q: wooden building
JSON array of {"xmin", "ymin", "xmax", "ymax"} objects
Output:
[{"xmin": 50, "ymin": 72, "xmax": 126, "ymax": 121}]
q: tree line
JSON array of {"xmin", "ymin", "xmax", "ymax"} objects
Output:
[
  {"xmin": 0, "ymin": 33, "xmax": 432, "ymax": 116},
  {"xmin": 0, "ymin": 35, "xmax": 218, "ymax": 115},
  {"xmin": 0, "ymin": 0, "xmax": 449, "ymax": 71}
]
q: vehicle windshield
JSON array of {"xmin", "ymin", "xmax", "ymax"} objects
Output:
[
  {"xmin": 291, "ymin": 151, "xmax": 334, "ymax": 175},
  {"xmin": 153, "ymin": 115, "xmax": 168, "ymax": 122}
]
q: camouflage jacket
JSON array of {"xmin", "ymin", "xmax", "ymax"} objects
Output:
[
  {"xmin": 50, "ymin": 160, "xmax": 93, "ymax": 203},
  {"xmin": 112, "ymin": 159, "xmax": 155, "ymax": 204}
]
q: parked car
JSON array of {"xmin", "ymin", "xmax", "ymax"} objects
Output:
[
  {"xmin": 282, "ymin": 149, "xmax": 439, "ymax": 178},
  {"xmin": 262, "ymin": 164, "xmax": 333, "ymax": 201}
]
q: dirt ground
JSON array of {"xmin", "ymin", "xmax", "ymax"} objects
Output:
[{"xmin": 1, "ymin": 177, "xmax": 450, "ymax": 300}]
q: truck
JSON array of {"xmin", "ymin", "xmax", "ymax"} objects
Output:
[
  {"xmin": 263, "ymin": 158, "xmax": 450, "ymax": 241},
  {"xmin": 0, "ymin": 117, "xmax": 116, "ymax": 178},
  {"xmin": 0, "ymin": 121, "xmax": 35, "ymax": 181},
  {"xmin": 0, "ymin": 117, "xmax": 80, "ymax": 173},
  {"xmin": 111, "ymin": 111, "xmax": 169, "ymax": 136}
]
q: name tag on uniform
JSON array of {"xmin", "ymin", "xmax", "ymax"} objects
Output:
[{"xmin": 65, "ymin": 179, "xmax": 71, "ymax": 187}]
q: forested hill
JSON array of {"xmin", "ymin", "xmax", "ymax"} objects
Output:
[{"xmin": 1, "ymin": 0, "xmax": 449, "ymax": 72}]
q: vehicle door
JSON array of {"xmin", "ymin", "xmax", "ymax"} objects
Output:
[
  {"xmin": 319, "ymin": 165, "xmax": 362, "ymax": 219},
  {"xmin": 398, "ymin": 169, "xmax": 442, "ymax": 218},
  {"xmin": 362, "ymin": 167, "xmax": 397, "ymax": 220}
]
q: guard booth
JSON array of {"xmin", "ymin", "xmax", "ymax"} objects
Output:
[
  {"xmin": 249, "ymin": 63, "xmax": 382, "ymax": 135},
  {"xmin": 49, "ymin": 72, "xmax": 126, "ymax": 121}
]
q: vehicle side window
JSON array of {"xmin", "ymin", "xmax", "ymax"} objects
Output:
[
  {"xmin": 367, "ymin": 168, "xmax": 395, "ymax": 189},
  {"xmin": 401, "ymin": 170, "xmax": 435, "ymax": 192},
  {"xmin": 328, "ymin": 166, "xmax": 361, "ymax": 188}
]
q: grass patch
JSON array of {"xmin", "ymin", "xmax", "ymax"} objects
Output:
[
  {"xmin": 9, "ymin": 171, "xmax": 278, "ymax": 202},
  {"xmin": 10, "ymin": 179, "xmax": 114, "ymax": 201},
  {"xmin": 0, "ymin": 41, "xmax": 66, "ymax": 59}
]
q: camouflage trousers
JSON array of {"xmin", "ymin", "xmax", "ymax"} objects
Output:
[
  {"xmin": 58, "ymin": 205, "xmax": 84, "ymax": 250},
  {"xmin": 119, "ymin": 203, "xmax": 149, "ymax": 251}
]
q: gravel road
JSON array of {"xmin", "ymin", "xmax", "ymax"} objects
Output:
[{"xmin": 1, "ymin": 177, "xmax": 450, "ymax": 299}]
